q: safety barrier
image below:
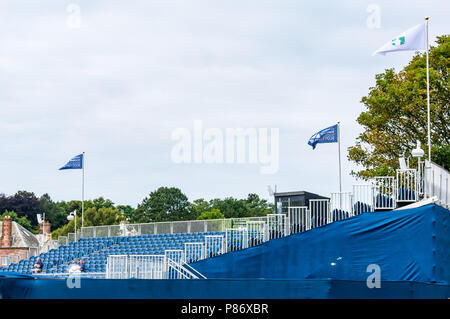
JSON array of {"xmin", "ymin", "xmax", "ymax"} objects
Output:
[
  {"xmin": 105, "ymin": 253, "xmax": 205, "ymax": 279},
  {"xmin": 372, "ymin": 176, "xmax": 396, "ymax": 210},
  {"xmin": 330, "ymin": 192, "xmax": 354, "ymax": 220},
  {"xmin": 204, "ymin": 235, "xmax": 225, "ymax": 258},
  {"xmin": 266, "ymin": 214, "xmax": 288, "ymax": 239},
  {"xmin": 352, "ymin": 184, "xmax": 374, "ymax": 214},
  {"xmin": 184, "ymin": 243, "xmax": 205, "ymax": 263},
  {"xmin": 396, "ymin": 169, "xmax": 418, "ymax": 202},
  {"xmin": 225, "ymin": 228, "xmax": 248, "ymax": 252},
  {"xmin": 79, "ymin": 216, "xmax": 266, "ymax": 240},
  {"xmin": 425, "ymin": 161, "xmax": 449, "ymax": 208},
  {"xmin": 246, "ymin": 221, "xmax": 266, "ymax": 246},
  {"xmin": 287, "ymin": 206, "xmax": 310, "ymax": 234},
  {"xmin": 309, "ymin": 199, "xmax": 331, "ymax": 227}
]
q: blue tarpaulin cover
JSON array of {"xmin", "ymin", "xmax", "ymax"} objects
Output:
[
  {"xmin": 0, "ymin": 204, "xmax": 448, "ymax": 299},
  {"xmin": 193, "ymin": 204, "xmax": 450, "ymax": 284}
]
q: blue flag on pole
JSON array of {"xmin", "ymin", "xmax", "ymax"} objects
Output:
[
  {"xmin": 59, "ymin": 154, "xmax": 83, "ymax": 170},
  {"xmin": 308, "ymin": 124, "xmax": 338, "ymax": 149}
]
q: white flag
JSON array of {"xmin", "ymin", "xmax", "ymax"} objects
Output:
[{"xmin": 372, "ymin": 23, "xmax": 426, "ymax": 56}]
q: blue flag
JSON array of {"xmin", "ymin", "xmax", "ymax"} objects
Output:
[
  {"xmin": 59, "ymin": 154, "xmax": 83, "ymax": 170},
  {"xmin": 308, "ymin": 124, "xmax": 338, "ymax": 150}
]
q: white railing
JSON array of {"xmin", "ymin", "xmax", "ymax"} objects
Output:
[
  {"xmin": 309, "ymin": 199, "xmax": 331, "ymax": 227},
  {"xmin": 352, "ymin": 184, "xmax": 374, "ymax": 215},
  {"xmin": 246, "ymin": 221, "xmax": 266, "ymax": 246},
  {"xmin": 287, "ymin": 206, "xmax": 310, "ymax": 234},
  {"xmin": 78, "ymin": 216, "xmax": 266, "ymax": 240},
  {"xmin": 266, "ymin": 214, "xmax": 288, "ymax": 239},
  {"xmin": 396, "ymin": 169, "xmax": 418, "ymax": 202},
  {"xmin": 204, "ymin": 235, "xmax": 225, "ymax": 258},
  {"xmin": 425, "ymin": 160, "xmax": 449, "ymax": 208},
  {"xmin": 34, "ymin": 272, "xmax": 106, "ymax": 279},
  {"xmin": 372, "ymin": 176, "xmax": 396, "ymax": 210},
  {"xmin": 105, "ymin": 253, "xmax": 205, "ymax": 280},
  {"xmin": 184, "ymin": 242, "xmax": 205, "ymax": 264},
  {"xmin": 330, "ymin": 192, "xmax": 354, "ymax": 220},
  {"xmin": 225, "ymin": 228, "xmax": 248, "ymax": 252}
]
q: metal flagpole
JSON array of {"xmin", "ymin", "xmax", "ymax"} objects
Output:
[
  {"xmin": 82, "ymin": 151, "xmax": 85, "ymax": 230},
  {"xmin": 425, "ymin": 17, "xmax": 431, "ymax": 161},
  {"xmin": 337, "ymin": 122, "xmax": 342, "ymax": 193}
]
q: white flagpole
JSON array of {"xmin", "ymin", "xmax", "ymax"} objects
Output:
[
  {"xmin": 337, "ymin": 122, "xmax": 342, "ymax": 193},
  {"xmin": 425, "ymin": 17, "xmax": 431, "ymax": 161},
  {"xmin": 82, "ymin": 151, "xmax": 85, "ymax": 230}
]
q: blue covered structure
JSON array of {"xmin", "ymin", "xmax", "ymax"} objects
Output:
[
  {"xmin": 193, "ymin": 204, "xmax": 450, "ymax": 284},
  {"xmin": 0, "ymin": 204, "xmax": 449, "ymax": 299}
]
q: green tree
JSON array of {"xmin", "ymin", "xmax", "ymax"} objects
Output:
[
  {"xmin": 134, "ymin": 187, "xmax": 194, "ymax": 222},
  {"xmin": 0, "ymin": 211, "xmax": 33, "ymax": 232},
  {"xmin": 117, "ymin": 205, "xmax": 136, "ymax": 221},
  {"xmin": 245, "ymin": 193, "xmax": 274, "ymax": 216},
  {"xmin": 190, "ymin": 199, "xmax": 212, "ymax": 219},
  {"xmin": 83, "ymin": 207, "xmax": 125, "ymax": 226},
  {"xmin": 39, "ymin": 194, "xmax": 68, "ymax": 230},
  {"xmin": 197, "ymin": 209, "xmax": 225, "ymax": 220},
  {"xmin": 348, "ymin": 35, "xmax": 450, "ymax": 179}
]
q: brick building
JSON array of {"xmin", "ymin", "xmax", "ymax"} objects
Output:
[{"xmin": 0, "ymin": 216, "xmax": 40, "ymax": 267}]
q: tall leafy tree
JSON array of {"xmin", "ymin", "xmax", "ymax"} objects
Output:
[
  {"xmin": 348, "ymin": 35, "xmax": 449, "ymax": 179},
  {"xmin": 135, "ymin": 187, "xmax": 194, "ymax": 222},
  {"xmin": 0, "ymin": 191, "xmax": 41, "ymax": 226},
  {"xmin": 39, "ymin": 194, "xmax": 68, "ymax": 230}
]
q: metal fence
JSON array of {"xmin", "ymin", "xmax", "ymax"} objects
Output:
[
  {"xmin": 204, "ymin": 235, "xmax": 225, "ymax": 258},
  {"xmin": 330, "ymin": 192, "xmax": 354, "ymax": 220},
  {"xmin": 184, "ymin": 243, "xmax": 205, "ymax": 263},
  {"xmin": 372, "ymin": 176, "xmax": 396, "ymax": 210},
  {"xmin": 396, "ymin": 169, "xmax": 418, "ymax": 202},
  {"xmin": 105, "ymin": 254, "xmax": 205, "ymax": 279},
  {"xmin": 352, "ymin": 184, "xmax": 374, "ymax": 214},
  {"xmin": 225, "ymin": 228, "xmax": 248, "ymax": 252},
  {"xmin": 309, "ymin": 199, "xmax": 331, "ymax": 228},
  {"xmin": 287, "ymin": 206, "xmax": 310, "ymax": 234},
  {"xmin": 425, "ymin": 160, "xmax": 449, "ymax": 208},
  {"xmin": 266, "ymin": 214, "xmax": 287, "ymax": 239},
  {"xmin": 78, "ymin": 216, "xmax": 266, "ymax": 240}
]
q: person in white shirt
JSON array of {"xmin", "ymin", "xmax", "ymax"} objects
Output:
[{"xmin": 68, "ymin": 260, "xmax": 81, "ymax": 274}]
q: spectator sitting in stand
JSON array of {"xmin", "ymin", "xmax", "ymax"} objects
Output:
[
  {"xmin": 68, "ymin": 260, "xmax": 81, "ymax": 274},
  {"xmin": 79, "ymin": 259, "xmax": 85, "ymax": 272},
  {"xmin": 32, "ymin": 257, "xmax": 44, "ymax": 274}
]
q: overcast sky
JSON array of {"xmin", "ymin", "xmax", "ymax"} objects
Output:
[{"xmin": 0, "ymin": 0, "xmax": 448, "ymax": 207}]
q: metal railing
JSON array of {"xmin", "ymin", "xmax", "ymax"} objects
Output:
[
  {"xmin": 184, "ymin": 243, "xmax": 205, "ymax": 264},
  {"xmin": 330, "ymin": 192, "xmax": 354, "ymax": 220},
  {"xmin": 287, "ymin": 206, "xmax": 310, "ymax": 234},
  {"xmin": 352, "ymin": 184, "xmax": 374, "ymax": 214},
  {"xmin": 372, "ymin": 176, "xmax": 396, "ymax": 210},
  {"xmin": 105, "ymin": 253, "xmax": 206, "ymax": 280},
  {"xmin": 309, "ymin": 199, "xmax": 331, "ymax": 227},
  {"xmin": 204, "ymin": 235, "xmax": 225, "ymax": 258},
  {"xmin": 396, "ymin": 169, "xmax": 418, "ymax": 202},
  {"xmin": 425, "ymin": 160, "xmax": 449, "ymax": 208}
]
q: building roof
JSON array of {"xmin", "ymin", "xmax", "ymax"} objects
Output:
[
  {"xmin": 0, "ymin": 221, "xmax": 39, "ymax": 248},
  {"xmin": 273, "ymin": 190, "xmax": 329, "ymax": 199}
]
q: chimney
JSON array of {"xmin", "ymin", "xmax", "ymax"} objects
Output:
[
  {"xmin": 40, "ymin": 220, "xmax": 51, "ymax": 236},
  {"xmin": 1, "ymin": 216, "xmax": 13, "ymax": 247}
]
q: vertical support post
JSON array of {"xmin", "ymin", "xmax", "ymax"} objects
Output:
[
  {"xmin": 82, "ymin": 152, "xmax": 85, "ymax": 228},
  {"xmin": 425, "ymin": 17, "xmax": 431, "ymax": 161}
]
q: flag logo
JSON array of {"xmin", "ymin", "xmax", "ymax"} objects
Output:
[
  {"xmin": 308, "ymin": 125, "xmax": 338, "ymax": 150},
  {"xmin": 59, "ymin": 154, "xmax": 83, "ymax": 170},
  {"xmin": 373, "ymin": 23, "xmax": 426, "ymax": 56}
]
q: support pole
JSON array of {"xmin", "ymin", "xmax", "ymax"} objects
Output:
[
  {"xmin": 425, "ymin": 17, "xmax": 431, "ymax": 161},
  {"xmin": 82, "ymin": 151, "xmax": 85, "ymax": 229},
  {"xmin": 337, "ymin": 122, "xmax": 342, "ymax": 193}
]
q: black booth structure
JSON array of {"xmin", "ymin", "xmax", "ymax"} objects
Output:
[{"xmin": 274, "ymin": 191, "xmax": 329, "ymax": 214}]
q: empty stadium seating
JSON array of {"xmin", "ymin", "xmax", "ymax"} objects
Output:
[{"xmin": 0, "ymin": 231, "xmax": 224, "ymax": 274}]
